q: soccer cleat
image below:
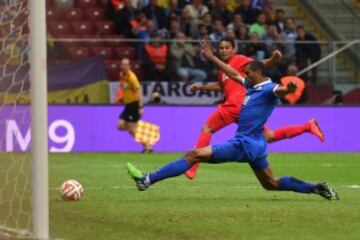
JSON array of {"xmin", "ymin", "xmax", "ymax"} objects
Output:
[
  {"xmin": 315, "ymin": 182, "xmax": 340, "ymax": 200},
  {"xmin": 309, "ymin": 119, "xmax": 325, "ymax": 142},
  {"xmin": 184, "ymin": 163, "xmax": 199, "ymax": 180},
  {"xmin": 126, "ymin": 162, "xmax": 150, "ymax": 191}
]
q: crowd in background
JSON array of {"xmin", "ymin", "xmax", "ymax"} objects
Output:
[{"xmin": 107, "ymin": 0, "xmax": 322, "ymax": 84}]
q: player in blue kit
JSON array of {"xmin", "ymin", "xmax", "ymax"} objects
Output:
[{"xmin": 127, "ymin": 40, "xmax": 339, "ymax": 200}]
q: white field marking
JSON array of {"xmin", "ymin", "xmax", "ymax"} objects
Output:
[
  {"xmin": 0, "ymin": 224, "xmax": 32, "ymax": 238},
  {"xmin": 50, "ymin": 164, "xmax": 125, "ymax": 168},
  {"xmin": 322, "ymin": 163, "xmax": 332, "ymax": 167},
  {"xmin": 50, "ymin": 184, "xmax": 360, "ymax": 191},
  {"xmin": 0, "ymin": 225, "xmax": 65, "ymax": 240},
  {"xmin": 49, "ymin": 185, "xmax": 263, "ymax": 191}
]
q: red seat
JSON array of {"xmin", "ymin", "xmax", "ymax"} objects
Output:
[
  {"xmin": 71, "ymin": 21, "xmax": 94, "ymax": 35},
  {"xmin": 343, "ymin": 88, "xmax": 360, "ymax": 104},
  {"xmin": 84, "ymin": 8, "xmax": 106, "ymax": 21},
  {"xmin": 114, "ymin": 46, "xmax": 136, "ymax": 60},
  {"xmin": 49, "ymin": 21, "xmax": 72, "ymax": 37},
  {"xmin": 91, "ymin": 46, "xmax": 115, "ymax": 59},
  {"xmin": 63, "ymin": 8, "xmax": 83, "ymax": 21},
  {"xmin": 94, "ymin": 21, "xmax": 116, "ymax": 36},
  {"xmin": 98, "ymin": 0, "xmax": 109, "ymax": 7},
  {"xmin": 105, "ymin": 60, "xmax": 121, "ymax": 81},
  {"xmin": 46, "ymin": 8, "xmax": 61, "ymax": 21},
  {"xmin": 75, "ymin": 0, "xmax": 98, "ymax": 8},
  {"xmin": 67, "ymin": 46, "xmax": 91, "ymax": 61}
]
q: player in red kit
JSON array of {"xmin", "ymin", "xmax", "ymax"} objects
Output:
[{"xmin": 185, "ymin": 38, "xmax": 324, "ymax": 180}]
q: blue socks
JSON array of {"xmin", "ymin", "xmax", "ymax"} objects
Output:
[
  {"xmin": 279, "ymin": 176, "xmax": 316, "ymax": 193},
  {"xmin": 149, "ymin": 158, "xmax": 191, "ymax": 184}
]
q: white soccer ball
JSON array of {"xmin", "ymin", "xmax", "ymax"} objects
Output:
[{"xmin": 60, "ymin": 179, "xmax": 84, "ymax": 201}]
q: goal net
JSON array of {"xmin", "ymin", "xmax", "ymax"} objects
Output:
[{"xmin": 0, "ymin": 0, "xmax": 33, "ymax": 238}]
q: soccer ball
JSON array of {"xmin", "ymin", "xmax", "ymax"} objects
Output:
[{"xmin": 60, "ymin": 179, "xmax": 84, "ymax": 201}]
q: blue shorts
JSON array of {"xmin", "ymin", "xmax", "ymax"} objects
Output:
[{"xmin": 211, "ymin": 138, "xmax": 269, "ymax": 171}]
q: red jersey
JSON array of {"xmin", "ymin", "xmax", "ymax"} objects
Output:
[{"xmin": 217, "ymin": 54, "xmax": 253, "ymax": 115}]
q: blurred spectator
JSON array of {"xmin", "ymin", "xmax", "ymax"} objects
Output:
[
  {"xmin": 142, "ymin": 31, "xmax": 171, "ymax": 81},
  {"xmin": 209, "ymin": 19, "xmax": 226, "ymax": 42},
  {"xmin": 249, "ymin": 12, "xmax": 267, "ymax": 39},
  {"xmin": 282, "ymin": 17, "xmax": 297, "ymax": 59},
  {"xmin": 184, "ymin": 0, "xmax": 209, "ymax": 24},
  {"xmin": 148, "ymin": 91, "xmax": 167, "ymax": 104},
  {"xmin": 252, "ymin": 0, "xmax": 275, "ymax": 22},
  {"xmin": 201, "ymin": 12, "xmax": 214, "ymax": 35},
  {"xmin": 170, "ymin": 32, "xmax": 207, "ymax": 82},
  {"xmin": 178, "ymin": 0, "xmax": 191, "ymax": 9},
  {"xmin": 225, "ymin": 28, "xmax": 243, "ymax": 53},
  {"xmin": 329, "ymin": 90, "xmax": 343, "ymax": 105},
  {"xmin": 264, "ymin": 24, "xmax": 284, "ymax": 57},
  {"xmin": 168, "ymin": 18, "xmax": 181, "ymax": 39},
  {"xmin": 114, "ymin": 0, "xmax": 135, "ymax": 37},
  {"xmin": 234, "ymin": 0, "xmax": 259, "ymax": 24},
  {"xmin": 236, "ymin": 23, "xmax": 249, "ymax": 40},
  {"xmin": 227, "ymin": 13, "xmax": 243, "ymax": 30},
  {"xmin": 210, "ymin": 0, "xmax": 232, "ymax": 26},
  {"xmin": 295, "ymin": 25, "xmax": 321, "ymax": 83},
  {"xmin": 180, "ymin": 7, "xmax": 199, "ymax": 39},
  {"xmin": 246, "ymin": 32, "xmax": 266, "ymax": 60},
  {"xmin": 227, "ymin": 0, "xmax": 241, "ymax": 11},
  {"xmin": 198, "ymin": 24, "xmax": 209, "ymax": 39},
  {"xmin": 166, "ymin": 0, "xmax": 181, "ymax": 16},
  {"xmin": 141, "ymin": 0, "xmax": 168, "ymax": 30},
  {"xmin": 280, "ymin": 65, "xmax": 307, "ymax": 104},
  {"xmin": 131, "ymin": 10, "xmax": 148, "ymax": 37},
  {"xmin": 273, "ymin": 8, "xmax": 286, "ymax": 33}
]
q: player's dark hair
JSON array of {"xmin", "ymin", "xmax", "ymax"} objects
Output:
[
  {"xmin": 246, "ymin": 61, "xmax": 266, "ymax": 76},
  {"xmin": 219, "ymin": 37, "xmax": 235, "ymax": 48}
]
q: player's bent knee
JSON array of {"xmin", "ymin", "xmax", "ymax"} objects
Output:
[
  {"xmin": 117, "ymin": 121, "xmax": 127, "ymax": 130},
  {"xmin": 265, "ymin": 131, "xmax": 275, "ymax": 143},
  {"xmin": 201, "ymin": 125, "xmax": 213, "ymax": 133},
  {"xmin": 184, "ymin": 149, "xmax": 202, "ymax": 164}
]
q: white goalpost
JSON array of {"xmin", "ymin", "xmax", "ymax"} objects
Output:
[
  {"xmin": 0, "ymin": 0, "xmax": 48, "ymax": 239},
  {"xmin": 29, "ymin": 0, "xmax": 49, "ymax": 239}
]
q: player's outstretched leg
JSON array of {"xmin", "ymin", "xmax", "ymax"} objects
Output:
[
  {"xmin": 129, "ymin": 147, "xmax": 212, "ymax": 190},
  {"xmin": 253, "ymin": 164, "xmax": 339, "ymax": 200},
  {"xmin": 127, "ymin": 157, "xmax": 192, "ymax": 191},
  {"xmin": 266, "ymin": 119, "xmax": 325, "ymax": 143}
]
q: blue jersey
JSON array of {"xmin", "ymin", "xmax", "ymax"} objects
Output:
[
  {"xmin": 235, "ymin": 79, "xmax": 279, "ymax": 137},
  {"xmin": 211, "ymin": 78, "xmax": 279, "ymax": 165}
]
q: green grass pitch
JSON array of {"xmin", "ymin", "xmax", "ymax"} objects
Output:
[
  {"xmin": 1, "ymin": 153, "xmax": 359, "ymax": 239},
  {"xmin": 47, "ymin": 153, "xmax": 360, "ymax": 240}
]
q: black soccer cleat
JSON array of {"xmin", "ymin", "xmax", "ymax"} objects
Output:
[
  {"xmin": 127, "ymin": 162, "xmax": 150, "ymax": 191},
  {"xmin": 315, "ymin": 182, "xmax": 339, "ymax": 200}
]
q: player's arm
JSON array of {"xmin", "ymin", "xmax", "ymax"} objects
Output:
[
  {"xmin": 262, "ymin": 50, "xmax": 282, "ymax": 67},
  {"xmin": 190, "ymin": 82, "xmax": 223, "ymax": 92},
  {"xmin": 200, "ymin": 40, "xmax": 245, "ymax": 84},
  {"xmin": 274, "ymin": 81, "xmax": 297, "ymax": 98}
]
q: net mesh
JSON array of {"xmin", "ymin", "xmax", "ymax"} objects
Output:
[{"xmin": 0, "ymin": 0, "xmax": 32, "ymax": 237}]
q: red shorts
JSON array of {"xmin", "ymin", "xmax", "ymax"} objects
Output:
[{"xmin": 205, "ymin": 107, "xmax": 239, "ymax": 133}]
